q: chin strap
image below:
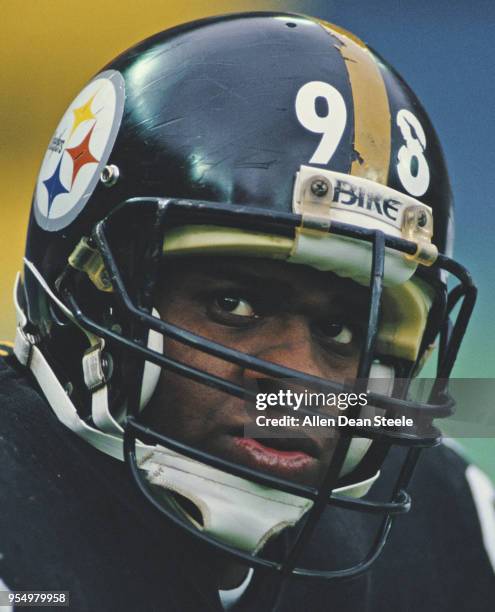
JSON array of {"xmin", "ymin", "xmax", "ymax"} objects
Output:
[
  {"xmin": 14, "ymin": 273, "xmax": 125, "ymax": 459},
  {"xmin": 18, "ymin": 263, "xmax": 162, "ymax": 440},
  {"xmin": 138, "ymin": 447, "xmax": 313, "ymax": 553},
  {"xmin": 138, "ymin": 447, "xmax": 378, "ymax": 553},
  {"xmin": 13, "ymin": 269, "xmax": 380, "ymax": 555},
  {"xmin": 82, "ymin": 308, "xmax": 163, "ymax": 435}
]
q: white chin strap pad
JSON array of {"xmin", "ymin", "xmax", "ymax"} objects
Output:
[
  {"xmin": 139, "ymin": 308, "xmax": 163, "ymax": 410},
  {"xmin": 138, "ymin": 445, "xmax": 379, "ymax": 555},
  {"xmin": 138, "ymin": 447, "xmax": 313, "ymax": 553}
]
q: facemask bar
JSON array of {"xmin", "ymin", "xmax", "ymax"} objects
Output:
[
  {"xmin": 60, "ymin": 199, "xmax": 458, "ymax": 421},
  {"xmin": 52, "ymin": 196, "xmax": 476, "ymax": 581}
]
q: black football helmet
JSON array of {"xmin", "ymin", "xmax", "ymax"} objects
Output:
[{"xmin": 14, "ymin": 12, "xmax": 476, "ymax": 589}]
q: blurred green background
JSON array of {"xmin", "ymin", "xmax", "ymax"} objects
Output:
[{"xmin": 1, "ymin": 1, "xmax": 493, "ymax": 478}]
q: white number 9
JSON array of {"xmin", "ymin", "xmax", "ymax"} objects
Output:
[
  {"xmin": 295, "ymin": 81, "xmax": 347, "ymax": 165},
  {"xmin": 396, "ymin": 109, "xmax": 430, "ymax": 197}
]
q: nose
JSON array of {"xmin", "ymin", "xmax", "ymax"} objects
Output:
[{"xmin": 243, "ymin": 315, "xmax": 325, "ymax": 381}]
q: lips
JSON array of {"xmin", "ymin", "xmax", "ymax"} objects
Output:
[
  {"xmin": 245, "ymin": 435, "xmax": 320, "ymax": 457},
  {"xmin": 228, "ymin": 435, "xmax": 321, "ymax": 483}
]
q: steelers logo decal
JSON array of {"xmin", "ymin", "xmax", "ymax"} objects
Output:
[{"xmin": 34, "ymin": 70, "xmax": 125, "ymax": 231}]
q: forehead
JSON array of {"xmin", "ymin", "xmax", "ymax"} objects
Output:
[{"xmin": 160, "ymin": 256, "xmax": 366, "ymax": 302}]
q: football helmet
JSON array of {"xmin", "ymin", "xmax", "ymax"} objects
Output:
[{"xmin": 14, "ymin": 12, "xmax": 476, "ymax": 585}]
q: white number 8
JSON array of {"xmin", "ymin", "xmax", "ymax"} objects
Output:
[
  {"xmin": 295, "ymin": 81, "xmax": 347, "ymax": 165},
  {"xmin": 396, "ymin": 109, "xmax": 430, "ymax": 197}
]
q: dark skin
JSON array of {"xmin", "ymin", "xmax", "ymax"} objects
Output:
[{"xmin": 142, "ymin": 255, "xmax": 367, "ymax": 587}]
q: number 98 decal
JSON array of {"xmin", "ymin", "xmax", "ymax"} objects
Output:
[
  {"xmin": 295, "ymin": 82, "xmax": 431, "ymax": 199},
  {"xmin": 396, "ymin": 109, "xmax": 430, "ymax": 197},
  {"xmin": 295, "ymin": 81, "xmax": 347, "ymax": 165}
]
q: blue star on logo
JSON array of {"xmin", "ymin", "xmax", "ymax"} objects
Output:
[{"xmin": 42, "ymin": 156, "xmax": 69, "ymax": 216}]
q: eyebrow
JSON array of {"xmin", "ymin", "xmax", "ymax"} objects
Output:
[
  {"xmin": 193, "ymin": 260, "xmax": 294, "ymax": 298},
  {"xmin": 180, "ymin": 259, "xmax": 369, "ymax": 314}
]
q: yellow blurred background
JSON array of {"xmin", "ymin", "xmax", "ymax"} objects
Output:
[{"xmin": 0, "ymin": 0, "xmax": 271, "ymax": 340}]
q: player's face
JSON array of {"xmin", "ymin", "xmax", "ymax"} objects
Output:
[{"xmin": 143, "ymin": 257, "xmax": 367, "ymax": 487}]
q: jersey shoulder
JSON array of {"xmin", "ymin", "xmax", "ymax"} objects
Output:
[
  {"xmin": 374, "ymin": 442, "xmax": 495, "ymax": 610},
  {"xmin": 0, "ymin": 357, "xmax": 212, "ymax": 611},
  {"xmin": 433, "ymin": 441, "xmax": 495, "ymax": 573}
]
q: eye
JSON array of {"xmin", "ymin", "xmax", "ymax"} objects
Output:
[
  {"xmin": 215, "ymin": 295, "xmax": 256, "ymax": 318},
  {"xmin": 318, "ymin": 322, "xmax": 353, "ymax": 345}
]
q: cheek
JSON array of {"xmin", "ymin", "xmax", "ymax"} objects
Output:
[
  {"xmin": 336, "ymin": 353, "xmax": 361, "ymax": 380},
  {"xmin": 164, "ymin": 335, "xmax": 241, "ymax": 381},
  {"xmin": 143, "ymin": 337, "xmax": 242, "ymax": 443}
]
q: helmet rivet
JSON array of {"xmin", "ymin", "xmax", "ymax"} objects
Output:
[
  {"xmin": 100, "ymin": 164, "xmax": 120, "ymax": 187},
  {"xmin": 417, "ymin": 210, "xmax": 428, "ymax": 228},
  {"xmin": 311, "ymin": 179, "xmax": 329, "ymax": 197}
]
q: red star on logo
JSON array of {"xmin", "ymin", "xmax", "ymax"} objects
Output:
[{"xmin": 66, "ymin": 124, "xmax": 99, "ymax": 186}]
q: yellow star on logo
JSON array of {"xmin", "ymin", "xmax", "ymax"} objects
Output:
[{"xmin": 69, "ymin": 94, "xmax": 97, "ymax": 139}]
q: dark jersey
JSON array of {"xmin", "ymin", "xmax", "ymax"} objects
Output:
[{"xmin": 1, "ymin": 356, "xmax": 494, "ymax": 611}]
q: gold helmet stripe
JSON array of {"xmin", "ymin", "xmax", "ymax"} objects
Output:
[{"xmin": 317, "ymin": 21, "xmax": 391, "ymax": 185}]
